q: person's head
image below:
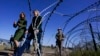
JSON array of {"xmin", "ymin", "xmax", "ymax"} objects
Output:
[
  {"xmin": 11, "ymin": 35, "xmax": 13, "ymax": 37},
  {"xmin": 20, "ymin": 12, "xmax": 25, "ymax": 19},
  {"xmin": 57, "ymin": 28, "xmax": 62, "ymax": 33},
  {"xmin": 33, "ymin": 10, "xmax": 40, "ymax": 17}
]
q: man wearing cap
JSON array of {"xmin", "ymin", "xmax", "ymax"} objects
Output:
[{"xmin": 55, "ymin": 28, "xmax": 64, "ymax": 55}]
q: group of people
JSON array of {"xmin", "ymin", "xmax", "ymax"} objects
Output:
[{"xmin": 9, "ymin": 9, "xmax": 65, "ymax": 56}]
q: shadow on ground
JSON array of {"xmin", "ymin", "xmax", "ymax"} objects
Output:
[{"xmin": 0, "ymin": 51, "xmax": 8, "ymax": 56}]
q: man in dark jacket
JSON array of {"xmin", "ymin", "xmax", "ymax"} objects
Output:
[{"xmin": 10, "ymin": 35, "xmax": 14, "ymax": 50}]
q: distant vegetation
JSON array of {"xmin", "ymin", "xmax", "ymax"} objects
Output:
[{"xmin": 69, "ymin": 50, "xmax": 100, "ymax": 56}]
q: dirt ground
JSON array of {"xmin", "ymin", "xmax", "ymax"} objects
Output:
[
  {"xmin": 0, "ymin": 45, "xmax": 68, "ymax": 56},
  {"xmin": 0, "ymin": 47, "xmax": 67, "ymax": 56}
]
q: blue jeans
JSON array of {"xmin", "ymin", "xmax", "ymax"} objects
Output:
[{"xmin": 13, "ymin": 39, "xmax": 31, "ymax": 56}]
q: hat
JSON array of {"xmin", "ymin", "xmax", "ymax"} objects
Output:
[{"xmin": 58, "ymin": 28, "xmax": 62, "ymax": 30}]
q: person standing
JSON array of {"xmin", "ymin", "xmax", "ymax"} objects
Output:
[
  {"xmin": 55, "ymin": 28, "xmax": 64, "ymax": 56},
  {"xmin": 13, "ymin": 12, "xmax": 27, "ymax": 55},
  {"xmin": 10, "ymin": 35, "xmax": 14, "ymax": 50}
]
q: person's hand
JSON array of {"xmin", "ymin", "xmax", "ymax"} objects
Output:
[
  {"xmin": 22, "ymin": 38, "xmax": 25, "ymax": 41},
  {"xmin": 25, "ymin": 30, "xmax": 28, "ymax": 34},
  {"xmin": 18, "ymin": 23, "xmax": 21, "ymax": 26},
  {"xmin": 36, "ymin": 29, "xmax": 39, "ymax": 33},
  {"xmin": 34, "ymin": 29, "xmax": 39, "ymax": 34}
]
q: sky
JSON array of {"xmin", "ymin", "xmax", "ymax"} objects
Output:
[{"xmin": 0, "ymin": 0, "xmax": 100, "ymax": 47}]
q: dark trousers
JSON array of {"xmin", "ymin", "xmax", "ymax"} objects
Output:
[
  {"xmin": 10, "ymin": 41, "xmax": 14, "ymax": 49},
  {"xmin": 56, "ymin": 40, "xmax": 62, "ymax": 56}
]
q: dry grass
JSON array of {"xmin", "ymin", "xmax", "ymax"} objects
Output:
[{"xmin": 0, "ymin": 45, "xmax": 5, "ymax": 51}]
